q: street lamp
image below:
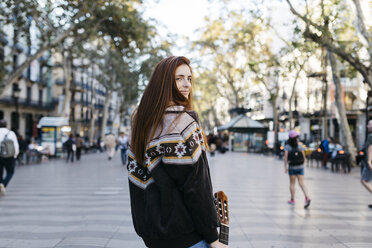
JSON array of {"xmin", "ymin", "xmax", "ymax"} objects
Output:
[{"xmin": 12, "ymin": 83, "xmax": 21, "ymax": 132}]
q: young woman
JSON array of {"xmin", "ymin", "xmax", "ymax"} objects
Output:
[
  {"xmin": 283, "ymin": 130, "xmax": 311, "ymax": 208},
  {"xmin": 127, "ymin": 56, "xmax": 226, "ymax": 248}
]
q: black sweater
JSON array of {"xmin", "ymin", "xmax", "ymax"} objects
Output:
[{"xmin": 127, "ymin": 106, "xmax": 219, "ymax": 248}]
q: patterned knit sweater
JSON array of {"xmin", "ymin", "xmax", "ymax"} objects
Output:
[{"xmin": 127, "ymin": 106, "xmax": 219, "ymax": 248}]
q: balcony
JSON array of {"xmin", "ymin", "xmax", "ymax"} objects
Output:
[{"xmin": 0, "ymin": 96, "xmax": 58, "ymax": 111}]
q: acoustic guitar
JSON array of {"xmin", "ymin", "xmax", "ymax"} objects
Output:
[{"xmin": 214, "ymin": 191, "xmax": 229, "ymax": 245}]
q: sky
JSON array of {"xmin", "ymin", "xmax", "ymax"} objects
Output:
[{"xmin": 142, "ymin": 0, "xmax": 294, "ymax": 55}]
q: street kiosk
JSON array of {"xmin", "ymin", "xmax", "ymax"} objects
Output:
[{"xmin": 38, "ymin": 117, "xmax": 70, "ymax": 157}]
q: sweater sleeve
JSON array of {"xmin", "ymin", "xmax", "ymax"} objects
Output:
[{"xmin": 159, "ymin": 122, "xmax": 219, "ymax": 243}]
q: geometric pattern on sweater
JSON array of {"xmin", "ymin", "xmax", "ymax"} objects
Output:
[
  {"xmin": 127, "ymin": 121, "xmax": 206, "ymax": 190},
  {"xmin": 127, "ymin": 150, "xmax": 154, "ymax": 190}
]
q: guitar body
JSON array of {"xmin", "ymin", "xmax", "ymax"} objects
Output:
[{"xmin": 214, "ymin": 191, "xmax": 229, "ymax": 245}]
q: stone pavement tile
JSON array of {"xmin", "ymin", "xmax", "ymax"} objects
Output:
[
  {"xmin": 332, "ymin": 235, "xmax": 372, "ymax": 243},
  {"xmin": 0, "ymin": 231, "xmax": 115, "ymax": 240},
  {"xmin": 228, "ymin": 241, "xmax": 254, "ymax": 248},
  {"xmin": 115, "ymin": 225, "xmax": 137, "ymax": 233},
  {"xmin": 247, "ymin": 233, "xmax": 340, "ymax": 243},
  {"xmin": 0, "ymin": 225, "xmax": 39, "ymax": 232},
  {"xmin": 105, "ymin": 239, "xmax": 144, "ymax": 248},
  {"xmin": 344, "ymin": 243, "xmax": 372, "ymax": 248},
  {"xmin": 280, "ymin": 228, "xmax": 327, "ymax": 237},
  {"xmin": 6, "ymin": 238, "xmax": 62, "ymax": 248},
  {"xmin": 55, "ymin": 237, "xmax": 108, "ymax": 247},
  {"xmin": 345, "ymin": 219, "xmax": 372, "ymax": 226},
  {"xmin": 250, "ymin": 240, "xmax": 347, "ymax": 248},
  {"xmin": 0, "ymin": 239, "xmax": 12, "ymax": 247},
  {"xmin": 241, "ymin": 226, "xmax": 285, "ymax": 235},
  {"xmin": 322, "ymin": 229, "xmax": 372, "ymax": 237},
  {"xmin": 109, "ymin": 232, "xmax": 150, "ymax": 241}
]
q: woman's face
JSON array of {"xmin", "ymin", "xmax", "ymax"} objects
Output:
[{"xmin": 175, "ymin": 64, "xmax": 192, "ymax": 99}]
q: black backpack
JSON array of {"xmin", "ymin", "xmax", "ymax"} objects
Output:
[{"xmin": 288, "ymin": 146, "xmax": 304, "ymax": 166}]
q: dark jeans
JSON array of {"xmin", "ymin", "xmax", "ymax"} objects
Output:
[
  {"xmin": 66, "ymin": 149, "xmax": 74, "ymax": 162},
  {"xmin": 120, "ymin": 148, "xmax": 128, "ymax": 165},
  {"xmin": 0, "ymin": 157, "xmax": 15, "ymax": 187},
  {"xmin": 322, "ymin": 152, "xmax": 328, "ymax": 167},
  {"xmin": 76, "ymin": 148, "xmax": 82, "ymax": 161}
]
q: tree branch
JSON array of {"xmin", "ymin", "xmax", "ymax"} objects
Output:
[
  {"xmin": 304, "ymin": 29, "xmax": 372, "ymax": 87},
  {"xmin": 351, "ymin": 0, "xmax": 372, "ymax": 59},
  {"xmin": 285, "ymin": 0, "xmax": 325, "ymax": 32}
]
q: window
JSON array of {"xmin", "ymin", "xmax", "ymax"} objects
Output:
[
  {"xmin": 26, "ymin": 86, "xmax": 31, "ymax": 104},
  {"xmin": 38, "ymin": 89, "xmax": 43, "ymax": 106},
  {"xmin": 0, "ymin": 46, "xmax": 4, "ymax": 69},
  {"xmin": 11, "ymin": 112, "xmax": 19, "ymax": 132},
  {"xmin": 12, "ymin": 54, "xmax": 17, "ymax": 71}
]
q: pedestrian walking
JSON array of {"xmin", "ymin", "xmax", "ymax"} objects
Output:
[
  {"xmin": 0, "ymin": 119, "xmax": 19, "ymax": 196},
  {"xmin": 208, "ymin": 133, "xmax": 217, "ymax": 157},
  {"xmin": 283, "ymin": 130, "xmax": 311, "ymax": 208},
  {"xmin": 118, "ymin": 131, "xmax": 129, "ymax": 165},
  {"xmin": 75, "ymin": 134, "xmax": 83, "ymax": 161},
  {"xmin": 104, "ymin": 133, "xmax": 116, "ymax": 160},
  {"xmin": 320, "ymin": 137, "xmax": 331, "ymax": 169},
  {"xmin": 361, "ymin": 119, "xmax": 372, "ymax": 209},
  {"xmin": 17, "ymin": 134, "xmax": 27, "ymax": 165},
  {"xmin": 128, "ymin": 56, "xmax": 226, "ymax": 248},
  {"xmin": 64, "ymin": 134, "xmax": 75, "ymax": 163}
]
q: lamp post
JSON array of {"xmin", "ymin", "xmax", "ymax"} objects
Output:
[{"xmin": 12, "ymin": 83, "xmax": 21, "ymax": 132}]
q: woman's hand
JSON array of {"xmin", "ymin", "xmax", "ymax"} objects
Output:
[
  {"xmin": 284, "ymin": 167, "xmax": 288, "ymax": 174},
  {"xmin": 210, "ymin": 240, "xmax": 228, "ymax": 248}
]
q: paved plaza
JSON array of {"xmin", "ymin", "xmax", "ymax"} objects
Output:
[{"xmin": 0, "ymin": 151, "xmax": 372, "ymax": 248}]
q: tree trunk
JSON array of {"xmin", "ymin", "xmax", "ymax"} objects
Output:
[
  {"xmin": 272, "ymin": 94, "xmax": 279, "ymax": 153},
  {"xmin": 322, "ymin": 46, "xmax": 328, "ymax": 140},
  {"xmin": 88, "ymin": 68, "xmax": 96, "ymax": 147},
  {"xmin": 327, "ymin": 51, "xmax": 357, "ymax": 167},
  {"xmin": 288, "ymin": 62, "xmax": 305, "ymax": 129},
  {"xmin": 100, "ymin": 90, "xmax": 112, "ymax": 141},
  {"xmin": 59, "ymin": 49, "xmax": 72, "ymax": 119},
  {"xmin": 111, "ymin": 98, "xmax": 121, "ymax": 133}
]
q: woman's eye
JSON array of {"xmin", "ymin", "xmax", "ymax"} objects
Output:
[
  {"xmin": 176, "ymin": 77, "xmax": 181, "ymax": 81},
  {"xmin": 188, "ymin": 78, "xmax": 192, "ymax": 82}
]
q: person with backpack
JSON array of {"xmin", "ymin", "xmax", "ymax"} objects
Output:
[
  {"xmin": 0, "ymin": 119, "xmax": 19, "ymax": 196},
  {"xmin": 283, "ymin": 130, "xmax": 311, "ymax": 208},
  {"xmin": 319, "ymin": 137, "xmax": 333, "ymax": 169}
]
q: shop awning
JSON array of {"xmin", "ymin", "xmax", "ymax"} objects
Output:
[
  {"xmin": 38, "ymin": 117, "xmax": 69, "ymax": 127},
  {"xmin": 217, "ymin": 114, "xmax": 268, "ymax": 133}
]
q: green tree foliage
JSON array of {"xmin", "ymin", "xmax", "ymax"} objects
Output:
[
  {"xmin": 0, "ymin": 0, "xmax": 152, "ymax": 96},
  {"xmin": 285, "ymin": 0, "xmax": 372, "ymax": 88},
  {"xmin": 194, "ymin": 11, "xmax": 271, "ymax": 109}
]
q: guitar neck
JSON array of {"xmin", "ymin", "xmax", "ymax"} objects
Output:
[{"xmin": 219, "ymin": 223, "xmax": 229, "ymax": 245}]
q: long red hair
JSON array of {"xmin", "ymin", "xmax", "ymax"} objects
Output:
[{"xmin": 131, "ymin": 56, "xmax": 193, "ymax": 164}]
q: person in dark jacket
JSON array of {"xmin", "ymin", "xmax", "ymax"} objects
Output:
[
  {"xmin": 128, "ymin": 56, "xmax": 226, "ymax": 248},
  {"xmin": 64, "ymin": 134, "xmax": 75, "ymax": 163},
  {"xmin": 361, "ymin": 120, "xmax": 372, "ymax": 208}
]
